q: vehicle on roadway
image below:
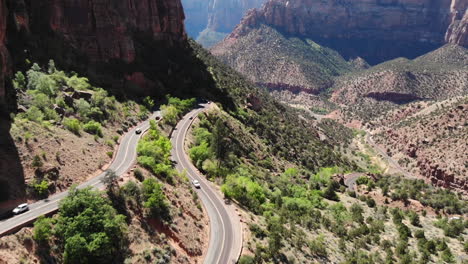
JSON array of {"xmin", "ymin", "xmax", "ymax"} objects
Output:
[
  {"xmin": 135, "ymin": 128, "xmax": 142, "ymax": 134},
  {"xmin": 192, "ymin": 179, "xmax": 201, "ymax": 189},
  {"xmin": 155, "ymin": 116, "xmax": 161, "ymax": 121},
  {"xmin": 12, "ymin": 203, "xmax": 29, "ymax": 215},
  {"xmin": 189, "ymin": 116, "xmax": 193, "ymax": 120}
]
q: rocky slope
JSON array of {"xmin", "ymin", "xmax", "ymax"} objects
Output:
[
  {"xmin": 212, "ymin": 25, "xmax": 354, "ymax": 92},
  {"xmin": 0, "ymin": 0, "xmax": 186, "ymax": 107},
  {"xmin": 183, "ymin": 0, "xmax": 264, "ymax": 47},
  {"xmin": 446, "ymin": 0, "xmax": 468, "ymax": 46},
  {"xmin": 331, "ymin": 45, "xmax": 468, "ymax": 120},
  {"xmin": 372, "ymin": 96, "xmax": 468, "ymax": 192},
  {"xmin": 220, "ymin": 0, "xmax": 468, "ymax": 65}
]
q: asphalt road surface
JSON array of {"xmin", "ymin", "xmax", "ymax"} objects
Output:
[
  {"xmin": 365, "ymin": 132, "xmax": 415, "ymax": 179},
  {"xmin": 171, "ymin": 104, "xmax": 242, "ymax": 264},
  {"xmin": 0, "ymin": 111, "xmax": 160, "ymax": 236}
]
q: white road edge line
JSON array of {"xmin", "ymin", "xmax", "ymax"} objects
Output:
[{"xmin": 175, "ymin": 108, "xmax": 227, "ymax": 264}]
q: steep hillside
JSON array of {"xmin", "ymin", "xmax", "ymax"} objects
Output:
[
  {"xmin": 224, "ymin": 0, "xmax": 468, "ymax": 65},
  {"xmin": 371, "ymin": 96, "xmax": 468, "ymax": 192},
  {"xmin": 212, "ymin": 25, "xmax": 354, "ymax": 93},
  {"xmin": 331, "ymin": 45, "xmax": 468, "ymax": 121},
  {"xmin": 182, "ymin": 0, "xmax": 265, "ymax": 47}
]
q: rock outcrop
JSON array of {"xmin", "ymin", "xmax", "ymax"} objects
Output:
[
  {"xmin": 183, "ymin": 0, "xmax": 264, "ymax": 46},
  {"xmin": 0, "ymin": 0, "xmax": 8, "ymax": 105},
  {"xmin": 225, "ymin": 0, "xmax": 468, "ymax": 64},
  {"xmin": 0, "ymin": 0, "xmax": 187, "ymax": 105},
  {"xmin": 373, "ymin": 97, "xmax": 468, "ymax": 193},
  {"xmin": 446, "ymin": 0, "xmax": 468, "ymax": 46}
]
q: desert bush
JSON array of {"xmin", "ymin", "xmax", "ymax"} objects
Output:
[
  {"xmin": 83, "ymin": 121, "xmax": 103, "ymax": 137},
  {"xmin": 63, "ymin": 118, "xmax": 82, "ymax": 135}
]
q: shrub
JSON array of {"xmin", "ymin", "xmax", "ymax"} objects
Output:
[
  {"xmin": 308, "ymin": 235, "xmax": 328, "ymax": 257},
  {"xmin": 63, "ymin": 118, "xmax": 81, "ymax": 135},
  {"xmin": 408, "ymin": 211, "xmax": 420, "ymax": 226},
  {"xmin": 239, "ymin": 255, "xmax": 255, "ymax": 264},
  {"xmin": 32, "ymin": 155, "xmax": 44, "ymax": 168},
  {"xmin": 33, "ymin": 180, "xmax": 49, "ymax": 197},
  {"xmin": 25, "ymin": 106, "xmax": 44, "ymax": 122},
  {"xmin": 83, "ymin": 121, "xmax": 103, "ymax": 137},
  {"xmin": 142, "ymin": 178, "xmax": 170, "ymax": 220},
  {"xmin": 33, "ymin": 216, "xmax": 53, "ymax": 244},
  {"xmin": 134, "ymin": 168, "xmax": 144, "ymax": 181}
]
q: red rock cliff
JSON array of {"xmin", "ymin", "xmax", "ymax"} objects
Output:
[
  {"xmin": 0, "ymin": 0, "xmax": 8, "ymax": 104},
  {"xmin": 446, "ymin": 0, "xmax": 468, "ymax": 46},
  {"xmin": 228, "ymin": 0, "xmax": 468, "ymax": 63},
  {"xmin": 0, "ymin": 0, "xmax": 187, "ymax": 104}
]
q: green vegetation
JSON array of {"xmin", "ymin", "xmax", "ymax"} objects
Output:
[
  {"xmin": 375, "ymin": 175, "xmax": 468, "ymax": 214},
  {"xmin": 33, "ymin": 187, "xmax": 127, "ymax": 263},
  {"xmin": 63, "ymin": 118, "xmax": 81, "ymax": 135},
  {"xmin": 160, "ymin": 96, "xmax": 195, "ymax": 126},
  {"xmin": 136, "ymin": 120, "xmax": 173, "ymax": 179},
  {"xmin": 142, "ymin": 178, "xmax": 170, "ymax": 221},
  {"xmin": 83, "ymin": 121, "xmax": 103, "ymax": 137},
  {"xmin": 33, "ymin": 216, "xmax": 53, "ymax": 244}
]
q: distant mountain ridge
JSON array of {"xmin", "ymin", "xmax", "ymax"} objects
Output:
[{"xmin": 223, "ymin": 0, "xmax": 468, "ymax": 64}]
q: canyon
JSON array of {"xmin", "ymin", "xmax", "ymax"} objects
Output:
[
  {"xmin": 183, "ymin": 0, "xmax": 264, "ymax": 46},
  {"xmin": 220, "ymin": 0, "xmax": 468, "ymax": 64}
]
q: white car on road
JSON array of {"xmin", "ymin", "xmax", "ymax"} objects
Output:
[
  {"xmin": 12, "ymin": 203, "xmax": 29, "ymax": 215},
  {"xmin": 192, "ymin": 180, "xmax": 201, "ymax": 189}
]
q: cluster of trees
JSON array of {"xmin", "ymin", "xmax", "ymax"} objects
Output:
[
  {"xmin": 137, "ymin": 121, "xmax": 173, "ymax": 179},
  {"xmin": 33, "ymin": 187, "xmax": 128, "ymax": 263},
  {"xmin": 13, "ymin": 61, "xmax": 119, "ymax": 137},
  {"xmin": 375, "ymin": 176, "xmax": 467, "ymax": 214},
  {"xmin": 189, "ymin": 113, "xmax": 233, "ymax": 179},
  {"xmin": 160, "ymin": 96, "xmax": 196, "ymax": 126}
]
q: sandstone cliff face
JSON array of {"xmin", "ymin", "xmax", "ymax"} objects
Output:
[
  {"xmin": 0, "ymin": 0, "xmax": 187, "ymax": 105},
  {"xmin": 0, "ymin": 0, "xmax": 8, "ymax": 104},
  {"xmin": 226, "ymin": 0, "xmax": 468, "ymax": 64},
  {"xmin": 42, "ymin": 0, "xmax": 185, "ymax": 63},
  {"xmin": 183, "ymin": 0, "xmax": 264, "ymax": 42},
  {"xmin": 446, "ymin": 0, "xmax": 468, "ymax": 46}
]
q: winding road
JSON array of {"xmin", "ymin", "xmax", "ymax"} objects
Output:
[
  {"xmin": 0, "ymin": 106, "xmax": 242, "ymax": 264},
  {"xmin": 171, "ymin": 104, "xmax": 242, "ymax": 264},
  {"xmin": 0, "ymin": 112, "xmax": 161, "ymax": 236}
]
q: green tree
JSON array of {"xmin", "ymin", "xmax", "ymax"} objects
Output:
[
  {"xmin": 189, "ymin": 141, "xmax": 211, "ymax": 167},
  {"xmin": 161, "ymin": 104, "xmax": 178, "ymax": 126},
  {"xmin": 142, "ymin": 178, "xmax": 170, "ymax": 220},
  {"xmin": 26, "ymin": 63, "xmax": 43, "ymax": 90},
  {"xmin": 210, "ymin": 119, "xmax": 230, "ymax": 165},
  {"xmin": 37, "ymin": 74, "xmax": 58, "ymax": 96},
  {"xmin": 67, "ymin": 75, "xmax": 91, "ymax": 91},
  {"xmin": 13, "ymin": 71, "xmax": 26, "ymax": 91},
  {"xmin": 55, "ymin": 187, "xmax": 127, "ymax": 264},
  {"xmin": 33, "ymin": 180, "xmax": 49, "ymax": 197},
  {"xmin": 33, "ymin": 216, "xmax": 53, "ymax": 245},
  {"xmin": 143, "ymin": 96, "xmax": 155, "ymax": 110}
]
